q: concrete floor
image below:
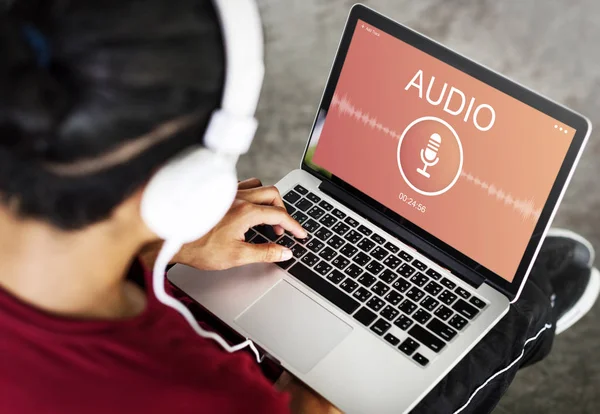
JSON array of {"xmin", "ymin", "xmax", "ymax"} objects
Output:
[{"xmin": 239, "ymin": 1, "xmax": 600, "ymax": 412}]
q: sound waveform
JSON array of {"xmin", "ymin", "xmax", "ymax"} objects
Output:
[
  {"xmin": 330, "ymin": 92, "xmax": 542, "ymax": 223},
  {"xmin": 460, "ymin": 171, "xmax": 542, "ymax": 222}
]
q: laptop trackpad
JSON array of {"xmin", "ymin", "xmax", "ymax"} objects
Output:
[{"xmin": 235, "ymin": 281, "xmax": 352, "ymax": 374}]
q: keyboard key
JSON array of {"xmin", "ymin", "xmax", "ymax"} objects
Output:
[
  {"xmin": 306, "ymin": 192, "xmax": 321, "ymax": 203},
  {"xmin": 370, "ymin": 233, "xmax": 385, "ymax": 245},
  {"xmin": 302, "ymin": 218, "xmax": 319, "ymax": 233},
  {"xmin": 319, "ymin": 214, "xmax": 337, "ymax": 227},
  {"xmin": 366, "ymin": 260, "xmax": 384, "ymax": 276},
  {"xmin": 394, "ymin": 314, "xmax": 414, "ymax": 331},
  {"xmin": 370, "ymin": 246, "xmax": 389, "ymax": 261},
  {"xmin": 399, "ymin": 250, "xmax": 414, "ymax": 262},
  {"xmin": 340, "ymin": 278, "xmax": 359, "ymax": 294},
  {"xmin": 409, "ymin": 325, "xmax": 445, "ymax": 353},
  {"xmin": 291, "ymin": 211, "xmax": 308, "ymax": 225},
  {"xmin": 427, "ymin": 318, "xmax": 457, "ymax": 341},
  {"xmin": 256, "ymin": 225, "xmax": 280, "ymax": 241},
  {"xmin": 421, "ymin": 296, "xmax": 440, "ymax": 312},
  {"xmin": 307, "ymin": 206, "xmax": 325, "ymax": 220},
  {"xmin": 301, "ymin": 252, "xmax": 319, "ymax": 267},
  {"xmin": 399, "ymin": 340, "xmax": 417, "ymax": 356},
  {"xmin": 353, "ymin": 307, "xmax": 377, "ymax": 326},
  {"xmin": 332, "ymin": 255, "xmax": 350, "ymax": 270},
  {"xmin": 344, "ymin": 230, "xmax": 363, "ymax": 244},
  {"xmin": 276, "ymin": 236, "xmax": 295, "ymax": 248},
  {"xmin": 358, "ymin": 274, "xmax": 376, "ymax": 287},
  {"xmin": 413, "ymin": 309, "xmax": 432, "ymax": 324},
  {"xmin": 332, "ymin": 208, "xmax": 346, "ymax": 220},
  {"xmin": 288, "ymin": 263, "xmax": 360, "ymax": 314},
  {"xmin": 367, "ymin": 297, "xmax": 385, "ymax": 312},
  {"xmin": 276, "ymin": 257, "xmax": 295, "ymax": 270},
  {"xmin": 357, "ymin": 225, "xmax": 372, "ymax": 236},
  {"xmin": 412, "ymin": 259, "xmax": 427, "ymax": 271},
  {"xmin": 306, "ymin": 239, "xmax": 324, "ymax": 253},
  {"xmin": 327, "ymin": 235, "xmax": 345, "ymax": 249},
  {"xmin": 384, "ymin": 333, "xmax": 400, "ymax": 346},
  {"xmin": 295, "ymin": 198, "xmax": 313, "ymax": 212},
  {"xmin": 439, "ymin": 290, "xmax": 458, "ymax": 306},
  {"xmin": 380, "ymin": 305, "xmax": 400, "ymax": 321},
  {"xmin": 469, "ymin": 296, "xmax": 486, "ymax": 309},
  {"xmin": 412, "ymin": 353, "xmax": 429, "ymax": 366},
  {"xmin": 283, "ymin": 190, "xmax": 301, "ymax": 204},
  {"xmin": 452, "ymin": 299, "xmax": 480, "ymax": 319},
  {"xmin": 456, "ymin": 287, "xmax": 471, "ymax": 299},
  {"xmin": 399, "ymin": 299, "xmax": 417, "ymax": 315},
  {"xmin": 294, "ymin": 185, "xmax": 308, "ymax": 195},
  {"xmin": 384, "ymin": 242, "xmax": 400, "ymax": 254},
  {"xmin": 244, "ymin": 229, "xmax": 256, "ymax": 242},
  {"xmin": 397, "ymin": 263, "xmax": 416, "ymax": 278},
  {"xmin": 353, "ymin": 287, "xmax": 372, "ymax": 303},
  {"xmin": 352, "ymin": 252, "xmax": 371, "ymax": 266},
  {"xmin": 327, "ymin": 270, "xmax": 346, "ymax": 285},
  {"xmin": 410, "ymin": 272, "xmax": 429, "ymax": 287},
  {"xmin": 380, "ymin": 269, "xmax": 398, "ymax": 284},
  {"xmin": 283, "ymin": 202, "xmax": 295, "ymax": 215},
  {"xmin": 449, "ymin": 314, "xmax": 468, "ymax": 331},
  {"xmin": 370, "ymin": 318, "xmax": 391, "ymax": 336},
  {"xmin": 371, "ymin": 281, "xmax": 390, "ymax": 297},
  {"xmin": 314, "ymin": 261, "xmax": 333, "ymax": 276},
  {"xmin": 424, "ymin": 281, "xmax": 443, "ymax": 297},
  {"xmin": 319, "ymin": 200, "xmax": 334, "ymax": 211},
  {"xmin": 344, "ymin": 263, "xmax": 363, "ymax": 279},
  {"xmin": 406, "ymin": 287, "xmax": 425, "ymax": 303},
  {"xmin": 340, "ymin": 243, "xmax": 358, "ymax": 258},
  {"xmin": 426, "ymin": 268, "xmax": 442, "ymax": 280},
  {"xmin": 440, "ymin": 277, "xmax": 457, "ymax": 290},
  {"xmin": 344, "ymin": 216, "xmax": 359, "ymax": 228},
  {"xmin": 383, "ymin": 256, "xmax": 402, "ymax": 270},
  {"xmin": 384, "ymin": 290, "xmax": 403, "ymax": 306},
  {"xmin": 315, "ymin": 228, "xmax": 333, "ymax": 241},
  {"xmin": 251, "ymin": 234, "xmax": 268, "ymax": 244},
  {"xmin": 392, "ymin": 279, "xmax": 411, "ymax": 293},
  {"xmin": 332, "ymin": 222, "xmax": 350, "ymax": 236},
  {"xmin": 318, "ymin": 247, "xmax": 337, "ymax": 261},
  {"xmin": 357, "ymin": 238, "xmax": 376, "ymax": 252},
  {"xmin": 295, "ymin": 234, "xmax": 310, "ymax": 244},
  {"xmin": 434, "ymin": 305, "xmax": 453, "ymax": 321}
]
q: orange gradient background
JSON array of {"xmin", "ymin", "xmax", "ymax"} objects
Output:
[{"xmin": 313, "ymin": 20, "xmax": 575, "ymax": 281}]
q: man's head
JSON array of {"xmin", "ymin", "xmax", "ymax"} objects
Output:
[{"xmin": 0, "ymin": 0, "xmax": 228, "ymax": 233}]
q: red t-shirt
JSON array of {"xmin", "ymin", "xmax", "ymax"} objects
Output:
[{"xmin": 0, "ymin": 262, "xmax": 290, "ymax": 414}]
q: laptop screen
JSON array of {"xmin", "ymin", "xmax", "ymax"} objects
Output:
[{"xmin": 304, "ymin": 19, "xmax": 577, "ymax": 283}]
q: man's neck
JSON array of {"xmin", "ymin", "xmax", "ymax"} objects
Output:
[{"xmin": 0, "ymin": 210, "xmax": 147, "ymax": 320}]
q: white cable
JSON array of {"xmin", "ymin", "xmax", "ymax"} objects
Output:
[
  {"xmin": 152, "ymin": 239, "xmax": 264, "ymax": 364},
  {"xmin": 452, "ymin": 322, "xmax": 553, "ymax": 414}
]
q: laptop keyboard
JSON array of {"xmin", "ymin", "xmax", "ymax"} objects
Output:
[{"xmin": 246, "ymin": 185, "xmax": 488, "ymax": 368}]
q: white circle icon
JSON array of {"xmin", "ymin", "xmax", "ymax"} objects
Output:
[{"xmin": 397, "ymin": 116, "xmax": 464, "ymax": 197}]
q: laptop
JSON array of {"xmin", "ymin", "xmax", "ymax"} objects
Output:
[{"xmin": 168, "ymin": 4, "xmax": 591, "ymax": 413}]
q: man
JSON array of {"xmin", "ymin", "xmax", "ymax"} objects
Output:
[{"xmin": 0, "ymin": 1, "xmax": 597, "ymax": 413}]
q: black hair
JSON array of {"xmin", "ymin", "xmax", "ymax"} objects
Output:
[{"xmin": 0, "ymin": 0, "xmax": 225, "ymax": 229}]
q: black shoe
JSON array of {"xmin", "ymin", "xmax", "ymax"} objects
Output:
[{"xmin": 536, "ymin": 229, "xmax": 599, "ymax": 334}]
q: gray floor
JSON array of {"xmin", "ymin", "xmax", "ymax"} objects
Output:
[{"xmin": 239, "ymin": 1, "xmax": 600, "ymax": 412}]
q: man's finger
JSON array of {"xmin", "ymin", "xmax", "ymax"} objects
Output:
[
  {"xmin": 237, "ymin": 242, "xmax": 293, "ymax": 265},
  {"xmin": 238, "ymin": 185, "xmax": 285, "ymax": 209},
  {"xmin": 238, "ymin": 178, "xmax": 263, "ymax": 190},
  {"xmin": 241, "ymin": 203, "xmax": 306, "ymax": 239}
]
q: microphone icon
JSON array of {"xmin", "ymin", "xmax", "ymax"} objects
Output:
[{"xmin": 417, "ymin": 133, "xmax": 441, "ymax": 178}]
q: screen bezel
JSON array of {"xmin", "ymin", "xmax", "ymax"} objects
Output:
[{"xmin": 301, "ymin": 4, "xmax": 591, "ymax": 299}]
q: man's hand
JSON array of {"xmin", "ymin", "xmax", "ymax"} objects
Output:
[
  {"xmin": 139, "ymin": 178, "xmax": 307, "ymax": 271},
  {"xmin": 275, "ymin": 371, "xmax": 342, "ymax": 414}
]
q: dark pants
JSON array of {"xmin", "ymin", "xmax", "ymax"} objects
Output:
[{"xmin": 412, "ymin": 263, "xmax": 556, "ymax": 414}]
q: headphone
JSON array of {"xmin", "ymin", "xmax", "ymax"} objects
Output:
[{"xmin": 140, "ymin": 0, "xmax": 266, "ymax": 363}]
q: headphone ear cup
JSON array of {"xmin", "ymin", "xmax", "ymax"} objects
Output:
[{"xmin": 141, "ymin": 147, "xmax": 238, "ymax": 243}]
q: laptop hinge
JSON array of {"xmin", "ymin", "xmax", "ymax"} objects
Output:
[{"xmin": 319, "ymin": 180, "xmax": 485, "ymax": 289}]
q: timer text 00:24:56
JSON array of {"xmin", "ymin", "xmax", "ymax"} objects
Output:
[{"xmin": 399, "ymin": 192, "xmax": 426, "ymax": 213}]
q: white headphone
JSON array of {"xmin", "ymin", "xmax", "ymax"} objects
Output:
[{"xmin": 140, "ymin": 0, "xmax": 266, "ymax": 362}]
